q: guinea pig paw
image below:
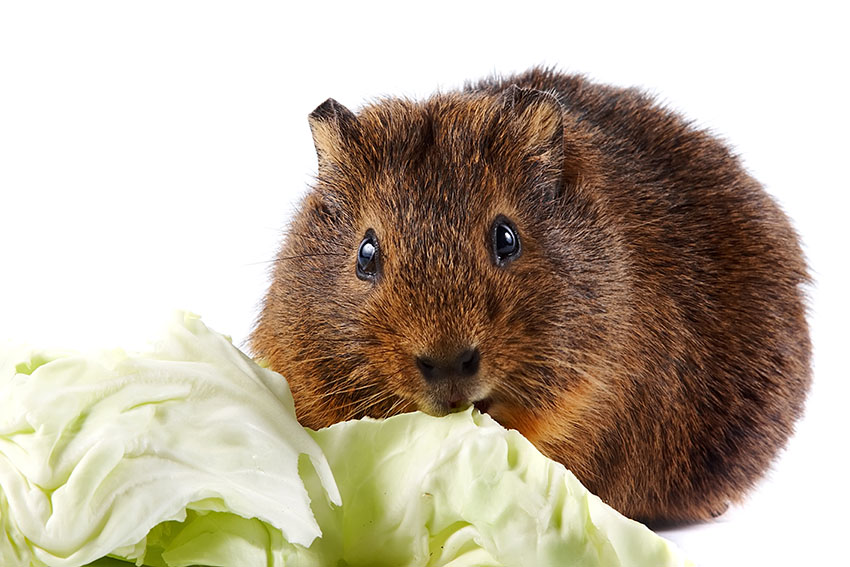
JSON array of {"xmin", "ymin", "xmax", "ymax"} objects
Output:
[{"xmin": 710, "ymin": 502, "xmax": 730, "ymax": 519}]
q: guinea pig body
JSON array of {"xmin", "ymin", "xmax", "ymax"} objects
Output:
[{"xmin": 252, "ymin": 68, "xmax": 811, "ymax": 525}]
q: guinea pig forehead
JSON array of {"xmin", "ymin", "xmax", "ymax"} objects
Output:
[
  {"xmin": 359, "ymin": 96, "xmax": 497, "ymax": 160},
  {"xmin": 379, "ymin": 184, "xmax": 474, "ymax": 235},
  {"xmin": 363, "ymin": 184, "xmax": 476, "ymax": 252}
]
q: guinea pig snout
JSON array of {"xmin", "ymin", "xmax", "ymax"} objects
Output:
[
  {"xmin": 414, "ymin": 347, "xmax": 484, "ymax": 412},
  {"xmin": 415, "ymin": 347, "xmax": 481, "ymax": 383}
]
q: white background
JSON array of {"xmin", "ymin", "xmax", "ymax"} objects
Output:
[{"xmin": 1, "ymin": 2, "xmax": 847, "ymax": 565}]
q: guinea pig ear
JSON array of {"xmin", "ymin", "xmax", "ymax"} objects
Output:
[
  {"xmin": 498, "ymin": 86, "xmax": 568, "ymax": 202},
  {"xmin": 308, "ymin": 98, "xmax": 359, "ymax": 171},
  {"xmin": 501, "ymin": 85, "xmax": 564, "ymax": 154}
]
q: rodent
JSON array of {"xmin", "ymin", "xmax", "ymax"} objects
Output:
[{"xmin": 252, "ymin": 67, "xmax": 812, "ymax": 526}]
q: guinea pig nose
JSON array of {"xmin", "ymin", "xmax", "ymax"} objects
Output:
[{"xmin": 416, "ymin": 347, "xmax": 480, "ymax": 382}]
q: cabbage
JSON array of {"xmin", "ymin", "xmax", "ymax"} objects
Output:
[
  {"xmin": 0, "ymin": 313, "xmax": 339, "ymax": 566},
  {"xmin": 1, "ymin": 314, "xmax": 692, "ymax": 567},
  {"xmin": 294, "ymin": 410, "xmax": 694, "ymax": 567}
]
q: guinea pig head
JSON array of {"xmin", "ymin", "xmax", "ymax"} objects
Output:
[{"xmin": 253, "ymin": 87, "xmax": 624, "ymax": 437}]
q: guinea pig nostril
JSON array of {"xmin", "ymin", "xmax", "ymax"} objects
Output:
[
  {"xmin": 459, "ymin": 348, "xmax": 480, "ymax": 376},
  {"xmin": 416, "ymin": 357, "xmax": 437, "ymax": 380}
]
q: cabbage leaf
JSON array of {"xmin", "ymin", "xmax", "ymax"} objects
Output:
[{"xmin": 1, "ymin": 314, "xmax": 692, "ymax": 567}]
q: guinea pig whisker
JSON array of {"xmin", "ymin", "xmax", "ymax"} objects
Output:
[
  {"xmin": 382, "ymin": 396, "xmax": 410, "ymax": 418},
  {"xmin": 334, "ymin": 387, "xmax": 387, "ymax": 407},
  {"xmin": 315, "ymin": 381, "xmax": 380, "ymax": 397},
  {"xmin": 244, "ymin": 252, "xmax": 348, "ymax": 266},
  {"xmin": 353, "ymin": 319, "xmax": 404, "ymax": 337},
  {"xmin": 278, "ymin": 252, "xmax": 348, "ymax": 263},
  {"xmin": 343, "ymin": 394, "xmax": 398, "ymax": 420},
  {"xmin": 291, "ymin": 353, "xmax": 360, "ymax": 366}
]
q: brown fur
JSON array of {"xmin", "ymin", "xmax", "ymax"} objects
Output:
[{"xmin": 252, "ymin": 68, "xmax": 811, "ymax": 526}]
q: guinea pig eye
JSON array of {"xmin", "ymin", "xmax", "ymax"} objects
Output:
[
  {"xmin": 356, "ymin": 230, "xmax": 379, "ymax": 281},
  {"xmin": 491, "ymin": 216, "xmax": 521, "ymax": 266}
]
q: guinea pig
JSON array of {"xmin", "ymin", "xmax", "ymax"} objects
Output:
[{"xmin": 251, "ymin": 67, "xmax": 811, "ymax": 526}]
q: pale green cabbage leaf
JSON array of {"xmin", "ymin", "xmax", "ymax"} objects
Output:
[
  {"xmin": 0, "ymin": 314, "xmax": 693, "ymax": 567},
  {"xmin": 0, "ymin": 313, "xmax": 339, "ymax": 566}
]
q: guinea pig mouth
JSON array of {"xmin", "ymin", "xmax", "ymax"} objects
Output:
[
  {"xmin": 422, "ymin": 395, "xmax": 492, "ymax": 417},
  {"xmin": 421, "ymin": 382, "xmax": 493, "ymax": 417}
]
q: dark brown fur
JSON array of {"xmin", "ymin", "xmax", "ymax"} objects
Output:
[{"xmin": 252, "ymin": 68, "xmax": 811, "ymax": 525}]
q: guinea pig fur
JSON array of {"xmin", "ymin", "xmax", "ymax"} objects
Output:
[{"xmin": 252, "ymin": 67, "xmax": 812, "ymax": 526}]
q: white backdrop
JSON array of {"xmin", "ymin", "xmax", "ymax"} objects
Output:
[{"xmin": 1, "ymin": 2, "xmax": 847, "ymax": 565}]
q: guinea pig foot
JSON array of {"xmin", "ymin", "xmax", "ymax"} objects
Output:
[{"xmin": 710, "ymin": 502, "xmax": 730, "ymax": 519}]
